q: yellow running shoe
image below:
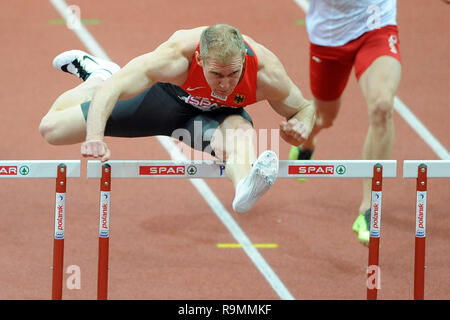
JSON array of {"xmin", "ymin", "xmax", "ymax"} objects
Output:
[
  {"xmin": 288, "ymin": 146, "xmax": 314, "ymax": 183},
  {"xmin": 352, "ymin": 209, "xmax": 371, "ymax": 246}
]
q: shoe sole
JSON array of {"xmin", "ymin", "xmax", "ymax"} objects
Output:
[
  {"xmin": 254, "ymin": 150, "xmax": 279, "ymax": 185},
  {"xmin": 232, "ymin": 151, "xmax": 279, "ymax": 213}
]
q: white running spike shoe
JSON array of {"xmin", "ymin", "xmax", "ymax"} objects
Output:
[
  {"xmin": 232, "ymin": 150, "xmax": 279, "ymax": 213},
  {"xmin": 52, "ymin": 50, "xmax": 120, "ymax": 81}
]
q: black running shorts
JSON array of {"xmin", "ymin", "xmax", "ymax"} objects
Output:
[{"xmin": 80, "ymin": 83, "xmax": 253, "ymax": 155}]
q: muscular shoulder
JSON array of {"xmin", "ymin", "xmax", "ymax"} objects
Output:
[
  {"xmin": 163, "ymin": 27, "xmax": 206, "ymax": 61},
  {"xmin": 244, "ymin": 37, "xmax": 291, "ymax": 101},
  {"xmin": 120, "ymin": 27, "xmax": 208, "ymax": 86}
]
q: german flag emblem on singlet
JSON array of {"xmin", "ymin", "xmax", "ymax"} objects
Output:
[{"xmin": 234, "ymin": 94, "xmax": 245, "ymax": 105}]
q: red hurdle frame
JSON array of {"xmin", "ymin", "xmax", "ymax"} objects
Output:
[
  {"xmin": 97, "ymin": 164, "xmax": 111, "ymax": 300},
  {"xmin": 85, "ymin": 159, "xmax": 399, "ymax": 300},
  {"xmin": 367, "ymin": 164, "xmax": 383, "ymax": 300},
  {"xmin": 52, "ymin": 164, "xmax": 66, "ymax": 300},
  {"xmin": 414, "ymin": 164, "xmax": 427, "ymax": 300}
]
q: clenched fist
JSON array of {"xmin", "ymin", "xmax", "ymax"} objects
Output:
[
  {"xmin": 81, "ymin": 139, "xmax": 111, "ymax": 162},
  {"xmin": 279, "ymin": 118, "xmax": 311, "ymax": 146}
]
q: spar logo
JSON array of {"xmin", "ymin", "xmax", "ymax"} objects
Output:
[
  {"xmin": 187, "ymin": 165, "xmax": 197, "ymax": 176},
  {"xmin": 19, "ymin": 166, "xmax": 30, "ymax": 175},
  {"xmin": 139, "ymin": 166, "xmax": 186, "ymax": 176},
  {"xmin": 0, "ymin": 166, "xmax": 30, "ymax": 176},
  {"xmin": 180, "ymin": 95, "xmax": 226, "ymax": 111},
  {"xmin": 336, "ymin": 165, "xmax": 346, "ymax": 175},
  {"xmin": 0, "ymin": 166, "xmax": 17, "ymax": 176},
  {"xmin": 288, "ymin": 165, "xmax": 335, "ymax": 175}
]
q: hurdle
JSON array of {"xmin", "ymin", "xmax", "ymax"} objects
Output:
[
  {"xmin": 0, "ymin": 160, "xmax": 81, "ymax": 300},
  {"xmin": 87, "ymin": 159, "xmax": 396, "ymax": 300},
  {"xmin": 97, "ymin": 164, "xmax": 111, "ymax": 300},
  {"xmin": 403, "ymin": 160, "xmax": 450, "ymax": 300}
]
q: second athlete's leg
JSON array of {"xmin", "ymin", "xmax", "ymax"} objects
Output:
[
  {"xmin": 352, "ymin": 25, "xmax": 402, "ymax": 245},
  {"xmin": 301, "ymin": 97, "xmax": 342, "ymax": 150},
  {"xmin": 290, "ymin": 42, "xmax": 353, "ymax": 161},
  {"xmin": 358, "ymin": 55, "xmax": 401, "ymax": 214}
]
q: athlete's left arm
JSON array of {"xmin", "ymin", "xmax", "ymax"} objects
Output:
[{"xmin": 256, "ymin": 47, "xmax": 315, "ymax": 146}]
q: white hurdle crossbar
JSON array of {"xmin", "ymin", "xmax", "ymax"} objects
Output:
[
  {"xmin": 0, "ymin": 160, "xmax": 80, "ymax": 178},
  {"xmin": 403, "ymin": 160, "xmax": 450, "ymax": 300},
  {"xmin": 87, "ymin": 160, "xmax": 397, "ymax": 179},
  {"xmin": 403, "ymin": 160, "xmax": 450, "ymax": 178},
  {"xmin": 87, "ymin": 159, "xmax": 396, "ymax": 300}
]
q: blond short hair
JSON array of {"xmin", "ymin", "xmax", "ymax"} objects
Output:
[{"xmin": 199, "ymin": 24, "xmax": 246, "ymax": 64}]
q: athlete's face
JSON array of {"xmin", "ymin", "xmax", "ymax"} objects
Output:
[{"xmin": 198, "ymin": 52, "xmax": 244, "ymax": 98}]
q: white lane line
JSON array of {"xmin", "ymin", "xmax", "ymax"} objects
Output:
[
  {"xmin": 394, "ymin": 97, "xmax": 449, "ymax": 160},
  {"xmin": 294, "ymin": 0, "xmax": 310, "ymax": 11},
  {"xmin": 50, "ymin": 0, "xmax": 108, "ymax": 60},
  {"xmin": 293, "ymin": 0, "xmax": 449, "ymax": 160},
  {"xmin": 49, "ymin": 0, "xmax": 295, "ymax": 300}
]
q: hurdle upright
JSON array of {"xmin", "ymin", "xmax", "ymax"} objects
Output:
[
  {"xmin": 403, "ymin": 160, "xmax": 450, "ymax": 300},
  {"xmin": 0, "ymin": 160, "xmax": 81, "ymax": 300},
  {"xmin": 97, "ymin": 164, "xmax": 111, "ymax": 300},
  {"xmin": 87, "ymin": 159, "xmax": 396, "ymax": 300}
]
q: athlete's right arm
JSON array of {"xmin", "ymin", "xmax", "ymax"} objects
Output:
[{"xmin": 81, "ymin": 31, "xmax": 198, "ymax": 161}]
